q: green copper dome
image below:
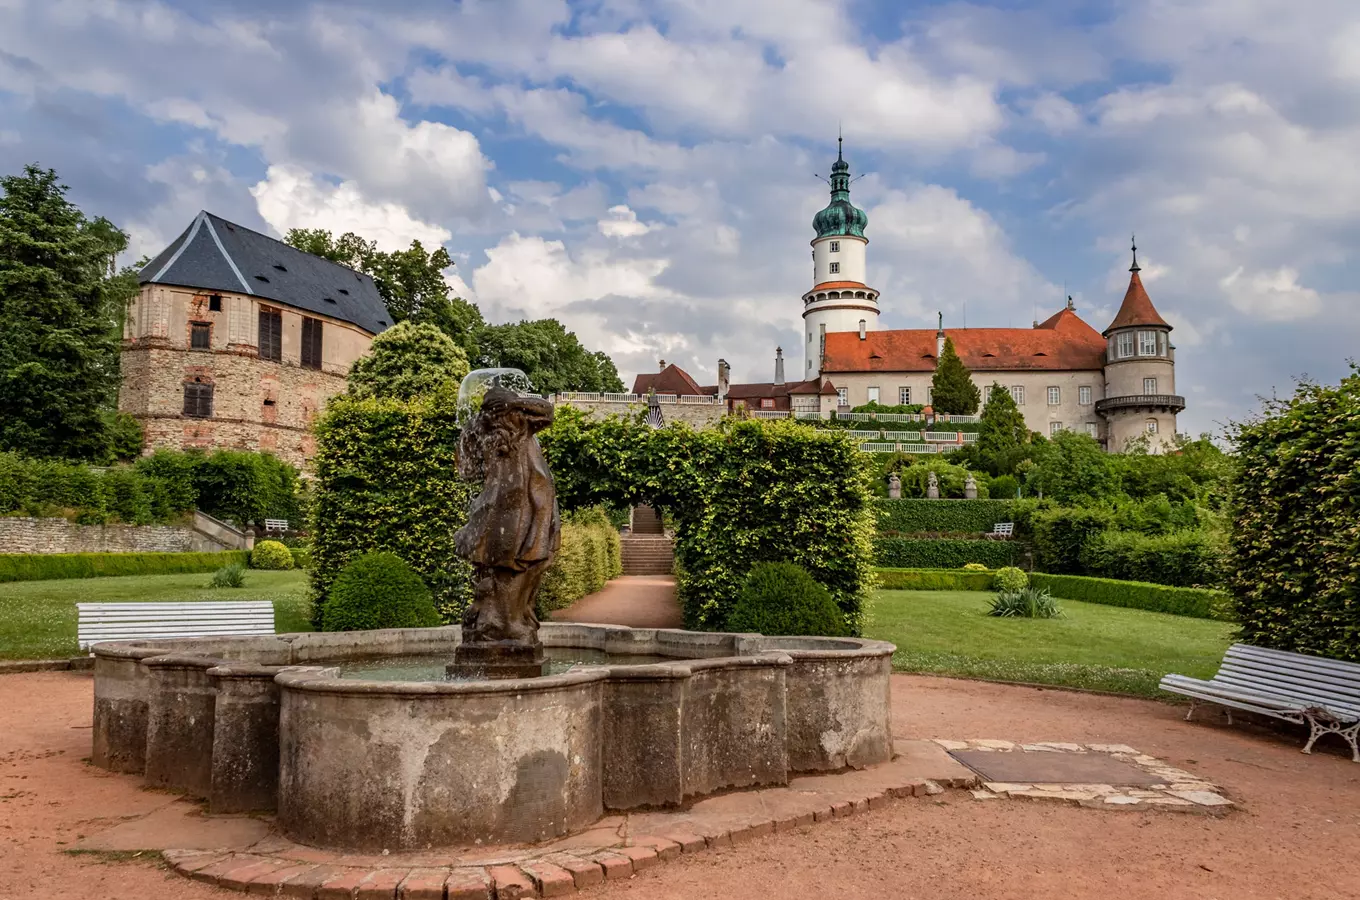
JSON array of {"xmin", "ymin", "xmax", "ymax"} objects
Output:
[{"xmin": 813, "ymin": 139, "xmax": 868, "ymax": 239}]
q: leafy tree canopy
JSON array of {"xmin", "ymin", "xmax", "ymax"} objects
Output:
[
  {"xmin": 1027, "ymin": 429, "xmax": 1118, "ymax": 504},
  {"xmin": 930, "ymin": 337, "xmax": 981, "ymax": 415},
  {"xmin": 961, "ymin": 382, "xmax": 1032, "ymax": 476},
  {"xmin": 0, "ymin": 164, "xmax": 135, "ymax": 460},
  {"xmin": 477, "ymin": 318, "xmax": 625, "ymax": 394},
  {"xmin": 347, "ymin": 320, "xmax": 470, "ymax": 402}
]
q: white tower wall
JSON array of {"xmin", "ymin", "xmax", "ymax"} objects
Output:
[{"xmin": 812, "ymin": 235, "xmax": 867, "ymax": 285}]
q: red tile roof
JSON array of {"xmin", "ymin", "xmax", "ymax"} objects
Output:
[
  {"xmin": 822, "ymin": 308, "xmax": 1107, "ymax": 373},
  {"xmin": 632, "ymin": 363, "xmax": 704, "ymax": 396},
  {"xmin": 1104, "ymin": 271, "xmax": 1170, "ymax": 334},
  {"xmin": 806, "ymin": 280, "xmax": 872, "ymax": 293}
]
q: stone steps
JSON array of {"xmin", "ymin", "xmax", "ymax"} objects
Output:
[
  {"xmin": 630, "ymin": 505, "xmax": 665, "ymax": 535},
  {"xmin": 620, "ymin": 535, "xmax": 674, "ymax": 575}
]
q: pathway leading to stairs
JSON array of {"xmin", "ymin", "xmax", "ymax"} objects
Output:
[{"xmin": 548, "ymin": 574, "xmax": 684, "ymax": 629}]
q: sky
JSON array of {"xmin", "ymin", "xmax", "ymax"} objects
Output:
[{"xmin": 3, "ymin": 0, "xmax": 1358, "ymax": 438}]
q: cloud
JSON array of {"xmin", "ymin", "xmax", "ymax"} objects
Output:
[
  {"xmin": 597, "ymin": 205, "xmax": 653, "ymax": 238},
  {"xmin": 250, "ymin": 165, "xmax": 453, "ymax": 251},
  {"xmin": 1219, "ymin": 266, "xmax": 1322, "ymax": 321}
]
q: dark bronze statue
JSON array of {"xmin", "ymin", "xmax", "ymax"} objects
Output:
[{"xmin": 449, "ymin": 382, "xmax": 560, "ymax": 678}]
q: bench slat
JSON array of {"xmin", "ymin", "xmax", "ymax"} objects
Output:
[
  {"xmin": 79, "ymin": 622, "xmax": 276, "ymax": 636},
  {"xmin": 1212, "ymin": 668, "xmax": 1360, "ymax": 709},
  {"xmin": 77, "ymin": 602, "xmax": 275, "ymax": 612},
  {"xmin": 1165, "ymin": 675, "xmax": 1360, "ymax": 717},
  {"xmin": 77, "ymin": 611, "xmax": 276, "ymax": 622},
  {"xmin": 77, "ymin": 600, "xmax": 276, "ymax": 649},
  {"xmin": 1225, "ymin": 644, "xmax": 1360, "ymax": 680}
]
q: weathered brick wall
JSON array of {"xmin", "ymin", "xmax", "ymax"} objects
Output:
[
  {"xmin": 0, "ymin": 518, "xmax": 194, "ymax": 554},
  {"xmin": 557, "ymin": 398, "xmax": 726, "ymax": 429}
]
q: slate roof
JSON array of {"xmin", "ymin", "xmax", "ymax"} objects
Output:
[
  {"xmin": 822, "ymin": 307, "xmax": 1107, "ymax": 374},
  {"xmin": 1104, "ymin": 270, "xmax": 1170, "ymax": 335},
  {"xmin": 139, "ymin": 211, "xmax": 391, "ymax": 335}
]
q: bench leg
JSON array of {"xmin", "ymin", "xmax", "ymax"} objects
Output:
[
  {"xmin": 1302, "ymin": 715, "xmax": 1360, "ymax": 762},
  {"xmin": 1185, "ymin": 700, "xmax": 1197, "ymax": 722}
]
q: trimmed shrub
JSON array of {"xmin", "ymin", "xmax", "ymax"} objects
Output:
[
  {"xmin": 988, "ymin": 587, "xmax": 1060, "ymax": 618},
  {"xmin": 875, "ymin": 568, "xmax": 996, "ymax": 591},
  {"xmin": 209, "ymin": 563, "xmax": 247, "ymax": 588},
  {"xmin": 988, "ymin": 474, "xmax": 1020, "ymax": 499},
  {"xmin": 320, "ymin": 551, "xmax": 441, "ymax": 632},
  {"xmin": 289, "ymin": 545, "xmax": 312, "ymax": 570},
  {"xmin": 1082, "ymin": 528, "xmax": 1223, "ymax": 588},
  {"xmin": 726, "ymin": 562, "xmax": 849, "ymax": 636},
  {"xmin": 874, "ymin": 537, "xmax": 1020, "ymax": 569},
  {"xmin": 1230, "ymin": 369, "xmax": 1360, "ymax": 659},
  {"xmin": 536, "ymin": 520, "xmax": 623, "ymax": 615},
  {"xmin": 874, "ymin": 498, "xmax": 1015, "ymax": 534},
  {"xmin": 250, "ymin": 540, "xmax": 294, "ymax": 570},
  {"xmin": 992, "ymin": 566, "xmax": 1028, "ymax": 592},
  {"xmin": 1030, "ymin": 506, "xmax": 1113, "ymax": 574},
  {"xmin": 0, "ymin": 550, "xmax": 248, "ymax": 583},
  {"xmin": 1030, "ymin": 573, "xmax": 1233, "ymax": 621},
  {"xmin": 962, "ymin": 562, "xmax": 989, "ymax": 572}
]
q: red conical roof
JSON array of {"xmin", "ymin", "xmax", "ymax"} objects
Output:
[{"xmin": 1104, "ymin": 270, "xmax": 1170, "ymax": 335}]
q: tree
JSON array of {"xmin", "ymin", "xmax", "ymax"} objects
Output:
[
  {"xmin": 477, "ymin": 319, "xmax": 626, "ymax": 394},
  {"xmin": 347, "ymin": 320, "xmax": 470, "ymax": 402},
  {"xmin": 283, "ymin": 228, "xmax": 484, "ymax": 358},
  {"xmin": 930, "ymin": 337, "xmax": 981, "ymax": 415},
  {"xmin": 0, "ymin": 165, "xmax": 129, "ymax": 459},
  {"xmin": 1027, "ymin": 429, "xmax": 1118, "ymax": 503},
  {"xmin": 967, "ymin": 382, "xmax": 1032, "ymax": 475}
]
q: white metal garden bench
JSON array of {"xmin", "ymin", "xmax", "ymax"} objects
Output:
[
  {"xmin": 985, "ymin": 522, "xmax": 1014, "ymax": 540},
  {"xmin": 1160, "ymin": 643, "xmax": 1360, "ymax": 762},
  {"xmin": 264, "ymin": 519, "xmax": 289, "ymax": 533},
  {"xmin": 77, "ymin": 602, "xmax": 275, "ymax": 649}
]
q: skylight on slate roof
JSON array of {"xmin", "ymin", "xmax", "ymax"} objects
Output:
[
  {"xmin": 254, "ymin": 275, "xmax": 270, "ymax": 283},
  {"xmin": 324, "ymin": 297, "xmax": 337, "ymax": 304},
  {"xmin": 273, "ymin": 264, "xmax": 287, "ymax": 272}
]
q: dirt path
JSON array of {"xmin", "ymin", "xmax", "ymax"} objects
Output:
[
  {"xmin": 2, "ymin": 671, "xmax": 1358, "ymax": 899},
  {"xmin": 548, "ymin": 575, "xmax": 683, "ymax": 629}
]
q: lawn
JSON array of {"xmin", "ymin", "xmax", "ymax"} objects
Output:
[
  {"xmin": 0, "ymin": 570, "xmax": 312, "ymax": 661},
  {"xmin": 864, "ymin": 589, "xmax": 1236, "ymax": 698}
]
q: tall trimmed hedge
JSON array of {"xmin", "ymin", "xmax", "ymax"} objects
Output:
[
  {"xmin": 537, "ymin": 517, "xmax": 623, "ymax": 615},
  {"xmin": 1030, "ymin": 573, "xmax": 1233, "ymax": 621},
  {"xmin": 0, "ymin": 550, "xmax": 248, "ymax": 583},
  {"xmin": 873, "ymin": 537, "xmax": 1019, "ymax": 569},
  {"xmin": 1082, "ymin": 529, "xmax": 1223, "ymax": 588},
  {"xmin": 540, "ymin": 409, "xmax": 876, "ymax": 634},
  {"xmin": 1230, "ymin": 369, "xmax": 1360, "ymax": 660},
  {"xmin": 308, "ymin": 393, "xmax": 473, "ymax": 627},
  {"xmin": 875, "ymin": 499, "xmax": 1015, "ymax": 534},
  {"xmin": 876, "ymin": 567, "xmax": 997, "ymax": 591}
]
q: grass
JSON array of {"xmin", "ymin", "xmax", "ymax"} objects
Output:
[
  {"xmin": 0, "ymin": 569, "xmax": 311, "ymax": 661},
  {"xmin": 864, "ymin": 589, "xmax": 1236, "ymax": 698}
]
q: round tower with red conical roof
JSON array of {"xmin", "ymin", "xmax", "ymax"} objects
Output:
[{"xmin": 1097, "ymin": 238, "xmax": 1184, "ymax": 450}]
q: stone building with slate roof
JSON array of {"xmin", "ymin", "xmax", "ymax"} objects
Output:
[{"xmin": 119, "ymin": 211, "xmax": 389, "ymax": 468}]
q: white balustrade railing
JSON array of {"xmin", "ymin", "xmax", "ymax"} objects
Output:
[
  {"xmin": 554, "ymin": 392, "xmax": 720, "ymax": 406},
  {"xmin": 751, "ymin": 410, "xmax": 792, "ymax": 419},
  {"xmin": 883, "ymin": 430, "xmax": 922, "ymax": 441}
]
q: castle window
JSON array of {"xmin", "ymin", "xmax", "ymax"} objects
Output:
[
  {"xmin": 829, "ymin": 241, "xmax": 840, "ymax": 252},
  {"xmin": 1117, "ymin": 333, "xmax": 1135, "ymax": 359},
  {"xmin": 1010, "ymin": 385, "xmax": 1025, "ymax": 406},
  {"xmin": 899, "ymin": 387, "xmax": 912, "ymax": 405},
  {"xmin": 1158, "ymin": 332, "xmax": 1168, "ymax": 356},
  {"xmin": 1138, "ymin": 331, "xmax": 1157, "ymax": 355},
  {"xmin": 1084, "ymin": 422, "xmax": 1099, "ymax": 438},
  {"xmin": 301, "ymin": 316, "xmax": 323, "ymax": 370},
  {"xmin": 190, "ymin": 322, "xmax": 210, "ymax": 350},
  {"xmin": 1050, "ymin": 422, "xmax": 1064, "ymax": 435},
  {"xmin": 258, "ymin": 308, "xmax": 282, "ymax": 362},
  {"xmin": 1079, "ymin": 385, "xmax": 1092, "ymax": 405},
  {"xmin": 760, "ymin": 398, "xmax": 774, "ymax": 409},
  {"xmin": 1146, "ymin": 418, "xmax": 1159, "ymax": 434},
  {"xmin": 183, "ymin": 380, "xmax": 213, "ymax": 418},
  {"xmin": 837, "ymin": 387, "xmax": 848, "ymax": 405},
  {"xmin": 829, "ymin": 262, "xmax": 840, "ymax": 274},
  {"xmin": 1143, "ymin": 377, "xmax": 1158, "ymax": 395},
  {"xmin": 867, "ymin": 386, "xmax": 880, "ymax": 404},
  {"xmin": 1047, "ymin": 386, "xmax": 1061, "ymax": 406},
  {"xmin": 208, "ymin": 294, "xmax": 222, "ymax": 312}
]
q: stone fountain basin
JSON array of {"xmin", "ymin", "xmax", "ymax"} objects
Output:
[{"xmin": 91, "ymin": 623, "xmax": 893, "ymax": 852}]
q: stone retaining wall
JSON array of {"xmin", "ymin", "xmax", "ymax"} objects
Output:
[
  {"xmin": 0, "ymin": 517, "xmax": 196, "ymax": 554},
  {"xmin": 556, "ymin": 398, "xmax": 725, "ymax": 428}
]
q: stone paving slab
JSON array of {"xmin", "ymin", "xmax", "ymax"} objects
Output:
[{"xmin": 937, "ymin": 739, "xmax": 1234, "ymax": 813}]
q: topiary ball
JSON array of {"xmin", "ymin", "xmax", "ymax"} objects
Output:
[
  {"xmin": 321, "ymin": 551, "xmax": 441, "ymax": 632},
  {"xmin": 250, "ymin": 539, "xmax": 294, "ymax": 570},
  {"xmin": 992, "ymin": 566, "xmax": 1028, "ymax": 592},
  {"xmin": 726, "ymin": 562, "xmax": 848, "ymax": 637}
]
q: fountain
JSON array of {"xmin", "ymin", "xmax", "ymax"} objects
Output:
[{"xmin": 88, "ymin": 369, "xmax": 895, "ymax": 852}]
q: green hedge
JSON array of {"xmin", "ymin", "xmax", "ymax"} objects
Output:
[
  {"xmin": 537, "ymin": 520, "xmax": 623, "ymax": 614},
  {"xmin": 876, "ymin": 567, "xmax": 997, "ymax": 591},
  {"xmin": 1030, "ymin": 573, "xmax": 1233, "ymax": 621},
  {"xmin": 875, "ymin": 499, "xmax": 1015, "ymax": 534},
  {"xmin": 874, "ymin": 537, "xmax": 1020, "ymax": 569},
  {"xmin": 1082, "ymin": 529, "xmax": 1223, "ymax": 588},
  {"xmin": 0, "ymin": 550, "xmax": 249, "ymax": 583}
]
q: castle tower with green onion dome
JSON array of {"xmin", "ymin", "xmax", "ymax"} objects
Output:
[{"xmin": 803, "ymin": 137, "xmax": 879, "ymax": 379}]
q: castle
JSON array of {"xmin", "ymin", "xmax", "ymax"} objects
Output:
[
  {"xmin": 119, "ymin": 212, "xmax": 385, "ymax": 468},
  {"xmin": 637, "ymin": 140, "xmax": 1184, "ymax": 451}
]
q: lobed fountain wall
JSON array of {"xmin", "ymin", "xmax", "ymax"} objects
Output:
[{"xmin": 91, "ymin": 623, "xmax": 893, "ymax": 851}]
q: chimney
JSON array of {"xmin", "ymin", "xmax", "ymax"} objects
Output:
[
  {"xmin": 658, "ymin": 359, "xmax": 667, "ymax": 372},
  {"xmin": 935, "ymin": 311, "xmax": 945, "ymax": 357},
  {"xmin": 717, "ymin": 359, "xmax": 730, "ymax": 402},
  {"xmin": 858, "ymin": 319, "xmax": 867, "ymax": 341},
  {"xmin": 774, "ymin": 347, "xmax": 785, "ymax": 385}
]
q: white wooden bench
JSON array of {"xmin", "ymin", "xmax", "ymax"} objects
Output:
[
  {"xmin": 985, "ymin": 522, "xmax": 1014, "ymax": 540},
  {"xmin": 1160, "ymin": 643, "xmax": 1360, "ymax": 762},
  {"xmin": 264, "ymin": 519, "xmax": 289, "ymax": 533},
  {"xmin": 77, "ymin": 601, "xmax": 276, "ymax": 649}
]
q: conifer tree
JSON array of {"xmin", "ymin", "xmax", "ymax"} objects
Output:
[
  {"xmin": 0, "ymin": 165, "xmax": 130, "ymax": 459},
  {"xmin": 930, "ymin": 337, "xmax": 981, "ymax": 415},
  {"xmin": 972, "ymin": 382, "xmax": 1031, "ymax": 475}
]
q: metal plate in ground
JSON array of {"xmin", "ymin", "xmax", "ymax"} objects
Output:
[{"xmin": 948, "ymin": 750, "xmax": 1165, "ymax": 786}]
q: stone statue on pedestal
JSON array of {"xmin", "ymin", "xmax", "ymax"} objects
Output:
[
  {"xmin": 449, "ymin": 382, "xmax": 561, "ymax": 679},
  {"xmin": 887, "ymin": 473, "xmax": 902, "ymax": 500},
  {"xmin": 926, "ymin": 471, "xmax": 940, "ymax": 500},
  {"xmin": 964, "ymin": 473, "xmax": 978, "ymax": 500}
]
